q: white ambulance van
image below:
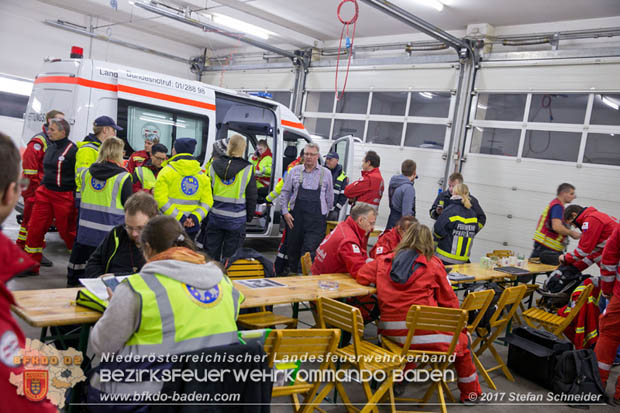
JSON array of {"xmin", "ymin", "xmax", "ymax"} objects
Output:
[{"xmin": 21, "ymin": 56, "xmax": 314, "ymax": 238}]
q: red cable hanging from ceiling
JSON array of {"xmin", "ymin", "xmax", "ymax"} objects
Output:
[{"xmin": 335, "ymin": 0, "xmax": 359, "ymax": 101}]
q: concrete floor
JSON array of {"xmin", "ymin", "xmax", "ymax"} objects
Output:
[{"xmin": 2, "ymin": 210, "xmax": 618, "ymax": 412}]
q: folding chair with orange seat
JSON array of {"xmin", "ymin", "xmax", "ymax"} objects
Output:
[
  {"xmin": 460, "ymin": 289, "xmax": 496, "ymax": 390},
  {"xmin": 227, "ymin": 258, "xmax": 298, "ymax": 329},
  {"xmin": 317, "ymin": 297, "xmax": 401, "ymax": 413},
  {"xmin": 522, "ymin": 283, "xmax": 593, "ymax": 340},
  {"xmin": 381, "ymin": 305, "xmax": 468, "ymax": 413},
  {"xmin": 471, "ymin": 284, "xmax": 527, "ymax": 388},
  {"xmin": 264, "ymin": 328, "xmax": 341, "ymax": 413}
]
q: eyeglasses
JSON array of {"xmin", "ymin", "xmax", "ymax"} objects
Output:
[
  {"xmin": 153, "ymin": 155, "xmax": 167, "ymax": 161},
  {"xmin": 124, "ymin": 224, "xmax": 145, "ymax": 234},
  {"xmin": 305, "ymin": 152, "xmax": 319, "ymax": 157}
]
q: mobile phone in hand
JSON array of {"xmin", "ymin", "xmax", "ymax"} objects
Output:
[{"xmin": 101, "ymin": 275, "xmax": 120, "ymax": 292}]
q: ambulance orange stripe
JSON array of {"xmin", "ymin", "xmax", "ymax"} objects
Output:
[
  {"xmin": 281, "ymin": 119, "xmax": 305, "ymax": 129},
  {"xmin": 34, "ymin": 76, "xmax": 216, "ymax": 111}
]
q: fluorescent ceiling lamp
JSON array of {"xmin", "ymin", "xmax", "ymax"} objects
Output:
[
  {"xmin": 419, "ymin": 92, "xmax": 434, "ymax": 99},
  {"xmin": 0, "ymin": 76, "xmax": 33, "ymax": 96},
  {"xmin": 413, "ymin": 0, "xmax": 444, "ymax": 12},
  {"xmin": 211, "ymin": 14, "xmax": 273, "ymax": 40},
  {"xmin": 601, "ymin": 95, "xmax": 620, "ymax": 110}
]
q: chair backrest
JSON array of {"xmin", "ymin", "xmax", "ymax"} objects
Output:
[
  {"xmin": 301, "ymin": 252, "xmax": 312, "ymax": 276},
  {"xmin": 263, "ymin": 328, "xmax": 341, "ymax": 368},
  {"xmin": 554, "ymin": 283, "xmax": 594, "ymax": 334},
  {"xmin": 488, "ymin": 284, "xmax": 527, "ymax": 328},
  {"xmin": 461, "ymin": 289, "xmax": 495, "ymax": 333},
  {"xmin": 402, "ymin": 305, "xmax": 467, "ymax": 357},
  {"xmin": 317, "ymin": 297, "xmax": 364, "ymax": 342},
  {"xmin": 227, "ymin": 258, "xmax": 265, "ymax": 280}
]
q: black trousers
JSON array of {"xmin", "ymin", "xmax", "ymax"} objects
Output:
[
  {"xmin": 530, "ymin": 241, "xmax": 558, "ymax": 258},
  {"xmin": 287, "ymin": 210, "xmax": 326, "ymax": 274},
  {"xmin": 68, "ymin": 242, "xmax": 97, "ymax": 286},
  {"xmin": 206, "ymin": 223, "xmax": 244, "ymax": 262}
]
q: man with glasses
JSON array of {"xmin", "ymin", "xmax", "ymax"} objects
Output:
[
  {"xmin": 83, "ymin": 192, "xmax": 158, "ymax": 278},
  {"xmin": 280, "ymin": 142, "xmax": 333, "ymax": 273},
  {"xmin": 132, "ymin": 143, "xmax": 168, "ymax": 193}
]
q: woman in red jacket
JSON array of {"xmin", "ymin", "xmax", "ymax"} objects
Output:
[
  {"xmin": 357, "ymin": 224, "xmax": 481, "ymax": 402},
  {"xmin": 369, "ymin": 215, "xmax": 417, "ymax": 258}
]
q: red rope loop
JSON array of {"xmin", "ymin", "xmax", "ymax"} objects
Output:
[{"xmin": 335, "ymin": 0, "xmax": 359, "ymax": 101}]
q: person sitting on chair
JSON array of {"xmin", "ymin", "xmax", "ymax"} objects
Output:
[
  {"xmin": 356, "ymin": 224, "xmax": 482, "ymax": 403},
  {"xmin": 369, "ymin": 215, "xmax": 417, "ymax": 259}
]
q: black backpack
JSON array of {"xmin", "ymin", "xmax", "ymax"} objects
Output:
[
  {"xmin": 539, "ymin": 265, "xmax": 589, "ymax": 312},
  {"xmin": 464, "ymin": 282, "xmax": 504, "ymax": 337},
  {"xmin": 552, "ymin": 349, "xmax": 609, "ymax": 405}
]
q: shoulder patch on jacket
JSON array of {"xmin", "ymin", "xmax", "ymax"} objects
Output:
[
  {"xmin": 352, "ymin": 244, "xmax": 361, "ymax": 254},
  {"xmin": 0, "ymin": 330, "xmax": 19, "ymax": 367},
  {"xmin": 582, "ymin": 222, "xmax": 589, "ymax": 230}
]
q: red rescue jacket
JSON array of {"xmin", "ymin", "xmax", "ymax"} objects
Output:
[
  {"xmin": 126, "ymin": 150, "xmax": 149, "ymax": 174},
  {"xmin": 565, "ymin": 207, "xmax": 617, "ymax": 271},
  {"xmin": 21, "ymin": 130, "xmax": 49, "ymax": 199},
  {"xmin": 601, "ymin": 222, "xmax": 620, "ymax": 298},
  {"xmin": 0, "ymin": 233, "xmax": 56, "ymax": 412},
  {"xmin": 558, "ymin": 277, "xmax": 601, "ymax": 349},
  {"xmin": 356, "ymin": 251, "xmax": 459, "ymax": 343},
  {"xmin": 344, "ymin": 167, "xmax": 384, "ymax": 207},
  {"xmin": 312, "ymin": 217, "xmax": 369, "ymax": 276},
  {"xmin": 369, "ymin": 227, "xmax": 401, "ymax": 258}
]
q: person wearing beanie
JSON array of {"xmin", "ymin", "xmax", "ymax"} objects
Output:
[{"xmin": 153, "ymin": 138, "xmax": 212, "ymax": 240}]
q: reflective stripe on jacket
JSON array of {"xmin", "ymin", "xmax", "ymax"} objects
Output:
[
  {"xmin": 433, "ymin": 201, "xmax": 479, "ymax": 264},
  {"xmin": 75, "ymin": 135, "xmax": 101, "ymax": 192},
  {"xmin": 209, "ymin": 163, "xmax": 253, "ymax": 229},
  {"xmin": 533, "ymin": 198, "xmax": 566, "ymax": 252}
]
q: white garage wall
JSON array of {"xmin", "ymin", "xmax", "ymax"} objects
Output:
[
  {"xmin": 463, "ymin": 58, "xmax": 620, "ymax": 264},
  {"xmin": 200, "ymin": 68, "xmax": 296, "ymax": 91},
  {"xmin": 0, "ymin": 0, "xmax": 198, "ymax": 80}
]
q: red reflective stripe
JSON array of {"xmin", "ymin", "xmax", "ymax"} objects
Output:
[
  {"xmin": 281, "ymin": 120, "xmax": 305, "ymax": 129},
  {"xmin": 57, "ymin": 142, "xmax": 73, "ymax": 187},
  {"xmin": 34, "ymin": 76, "xmax": 215, "ymax": 111}
]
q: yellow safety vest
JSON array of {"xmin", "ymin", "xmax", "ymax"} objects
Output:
[{"xmin": 75, "ymin": 139, "xmax": 101, "ymax": 192}]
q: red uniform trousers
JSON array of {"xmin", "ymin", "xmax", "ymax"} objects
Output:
[
  {"xmin": 595, "ymin": 295, "xmax": 620, "ymax": 400},
  {"xmin": 16, "ymin": 190, "xmax": 36, "ymax": 249},
  {"xmin": 24, "ymin": 186, "xmax": 77, "ymax": 272},
  {"xmin": 384, "ymin": 331, "xmax": 481, "ymax": 401}
]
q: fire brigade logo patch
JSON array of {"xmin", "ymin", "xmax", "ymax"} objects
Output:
[
  {"xmin": 33, "ymin": 143, "xmax": 42, "ymax": 151},
  {"xmin": 181, "ymin": 176, "xmax": 199, "ymax": 195},
  {"xmin": 185, "ymin": 284, "xmax": 221, "ymax": 307},
  {"xmin": 90, "ymin": 177, "xmax": 106, "ymax": 191},
  {"xmin": 24, "ymin": 370, "xmax": 48, "ymax": 402},
  {"xmin": 222, "ymin": 176, "xmax": 236, "ymax": 185}
]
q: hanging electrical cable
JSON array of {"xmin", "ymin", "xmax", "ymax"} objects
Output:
[{"xmin": 335, "ymin": 0, "xmax": 359, "ymax": 101}]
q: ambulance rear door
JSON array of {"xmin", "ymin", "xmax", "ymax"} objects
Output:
[{"xmin": 328, "ymin": 135, "xmax": 362, "ymax": 221}]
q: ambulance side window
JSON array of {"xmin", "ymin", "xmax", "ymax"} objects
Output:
[{"xmin": 118, "ymin": 100, "xmax": 209, "ymax": 163}]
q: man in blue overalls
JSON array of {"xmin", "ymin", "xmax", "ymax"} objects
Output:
[{"xmin": 280, "ymin": 143, "xmax": 333, "ymax": 273}]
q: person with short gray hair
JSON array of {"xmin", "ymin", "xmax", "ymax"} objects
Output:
[
  {"xmin": 312, "ymin": 204, "xmax": 377, "ymax": 277},
  {"xmin": 280, "ymin": 142, "xmax": 333, "ymax": 272}
]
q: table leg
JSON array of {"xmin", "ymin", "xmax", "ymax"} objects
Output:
[
  {"xmin": 67, "ymin": 324, "xmax": 92, "ymax": 413},
  {"xmin": 39, "ymin": 326, "xmax": 47, "ymax": 342}
]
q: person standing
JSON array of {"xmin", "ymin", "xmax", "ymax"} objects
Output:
[
  {"xmin": 344, "ymin": 150, "xmax": 384, "ymax": 212},
  {"xmin": 132, "ymin": 143, "xmax": 168, "ymax": 193},
  {"xmin": 75, "ymin": 116, "xmax": 122, "ymax": 195},
  {"xmin": 153, "ymin": 138, "xmax": 213, "ymax": 240},
  {"xmin": 23, "ymin": 119, "xmax": 77, "ymax": 276},
  {"xmin": 207, "ymin": 134, "xmax": 257, "ymax": 261},
  {"xmin": 17, "ymin": 110, "xmax": 64, "ymax": 269},
  {"xmin": 433, "ymin": 184, "xmax": 479, "ymax": 265},
  {"xmin": 68, "ymin": 137, "xmax": 133, "ymax": 286},
  {"xmin": 0, "ymin": 132, "xmax": 57, "ymax": 412},
  {"xmin": 532, "ymin": 182, "xmax": 581, "ymax": 258},
  {"xmin": 596, "ymin": 221, "xmax": 620, "ymax": 403},
  {"xmin": 127, "ymin": 134, "xmax": 157, "ymax": 174},
  {"xmin": 429, "ymin": 172, "xmax": 486, "ymax": 229},
  {"xmin": 280, "ymin": 142, "xmax": 333, "ymax": 272},
  {"xmin": 324, "ymin": 152, "xmax": 349, "ymax": 221},
  {"xmin": 251, "ymin": 139, "xmax": 272, "ymax": 200},
  {"xmin": 386, "ymin": 159, "xmax": 416, "ymax": 230}
]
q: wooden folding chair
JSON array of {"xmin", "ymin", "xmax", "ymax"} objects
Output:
[
  {"xmin": 227, "ymin": 258, "xmax": 298, "ymax": 329},
  {"xmin": 264, "ymin": 328, "xmax": 341, "ymax": 413},
  {"xmin": 301, "ymin": 252, "xmax": 312, "ymax": 276},
  {"xmin": 317, "ymin": 297, "xmax": 401, "ymax": 413},
  {"xmin": 523, "ymin": 283, "xmax": 593, "ymax": 340},
  {"xmin": 381, "ymin": 305, "xmax": 468, "ymax": 413},
  {"xmin": 471, "ymin": 285, "xmax": 527, "ymax": 386},
  {"xmin": 513, "ymin": 284, "xmax": 540, "ymax": 326},
  {"xmin": 460, "ymin": 289, "xmax": 496, "ymax": 390}
]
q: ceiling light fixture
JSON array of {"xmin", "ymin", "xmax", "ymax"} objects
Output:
[
  {"xmin": 0, "ymin": 76, "xmax": 33, "ymax": 96},
  {"xmin": 414, "ymin": 0, "xmax": 445, "ymax": 12},
  {"xmin": 211, "ymin": 14, "xmax": 273, "ymax": 40},
  {"xmin": 602, "ymin": 95, "xmax": 620, "ymax": 110},
  {"xmin": 477, "ymin": 104, "xmax": 488, "ymax": 110},
  {"xmin": 419, "ymin": 92, "xmax": 434, "ymax": 99}
]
